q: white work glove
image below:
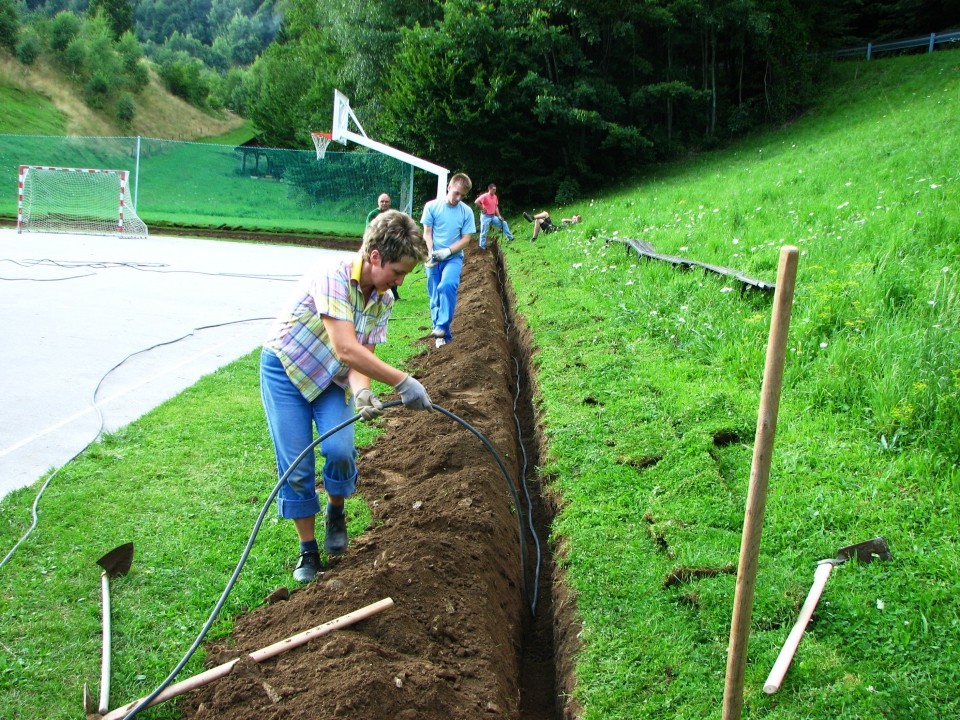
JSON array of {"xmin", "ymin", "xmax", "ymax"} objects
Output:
[
  {"xmin": 354, "ymin": 388, "xmax": 384, "ymax": 421},
  {"xmin": 394, "ymin": 375, "xmax": 432, "ymax": 410},
  {"xmin": 431, "ymin": 247, "xmax": 452, "ymax": 262}
]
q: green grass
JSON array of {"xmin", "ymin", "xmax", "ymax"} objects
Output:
[
  {"xmin": 0, "ymin": 133, "xmax": 402, "ymax": 237},
  {"xmin": 503, "ymin": 50, "xmax": 959, "ymax": 719},
  {"xmin": 0, "ymin": 82, "xmax": 67, "ymax": 135},
  {"xmin": 194, "ymin": 121, "xmax": 256, "ymax": 146},
  {"xmin": 0, "ymin": 275, "xmax": 430, "ymax": 720},
  {"xmin": 2, "ymin": 50, "xmax": 959, "ymax": 720}
]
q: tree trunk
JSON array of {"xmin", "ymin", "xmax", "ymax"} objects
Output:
[
  {"xmin": 710, "ymin": 27, "xmax": 717, "ymax": 138},
  {"xmin": 667, "ymin": 29, "xmax": 673, "ymax": 145}
]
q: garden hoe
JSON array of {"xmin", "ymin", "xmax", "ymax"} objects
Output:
[
  {"xmin": 763, "ymin": 536, "xmax": 891, "ymax": 694},
  {"xmin": 84, "ymin": 542, "xmax": 135, "ymax": 717}
]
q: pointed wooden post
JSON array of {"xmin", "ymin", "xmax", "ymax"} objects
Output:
[{"xmin": 722, "ymin": 246, "xmax": 799, "ymax": 720}]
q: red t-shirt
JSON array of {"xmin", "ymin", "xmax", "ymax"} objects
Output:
[{"xmin": 476, "ymin": 192, "xmax": 500, "ymax": 216}]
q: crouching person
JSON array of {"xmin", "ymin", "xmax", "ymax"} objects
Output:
[{"xmin": 260, "ymin": 210, "xmax": 432, "ymax": 583}]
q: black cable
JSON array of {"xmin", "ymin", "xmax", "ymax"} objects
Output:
[
  {"xmin": 0, "ymin": 318, "xmax": 274, "ymax": 572},
  {"xmin": 0, "ymin": 257, "xmax": 300, "ymax": 282},
  {"xmin": 430, "ymin": 404, "xmax": 531, "ymax": 609},
  {"xmin": 510, "ymin": 354, "xmax": 542, "ymax": 616},
  {"xmin": 494, "ymin": 248, "xmax": 543, "ymax": 615},
  {"xmin": 122, "ymin": 400, "xmax": 536, "ymax": 719}
]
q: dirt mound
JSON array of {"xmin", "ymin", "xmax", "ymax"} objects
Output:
[{"xmin": 182, "ymin": 246, "xmax": 563, "ymax": 719}]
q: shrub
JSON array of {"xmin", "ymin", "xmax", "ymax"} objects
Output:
[
  {"xmin": 49, "ymin": 11, "xmax": 81, "ymax": 53},
  {"xmin": 15, "ymin": 28, "xmax": 41, "ymax": 65},
  {"xmin": 83, "ymin": 72, "xmax": 111, "ymax": 108},
  {"xmin": 159, "ymin": 58, "xmax": 208, "ymax": 106},
  {"xmin": 127, "ymin": 61, "xmax": 150, "ymax": 92},
  {"xmin": 116, "ymin": 91, "xmax": 135, "ymax": 126}
]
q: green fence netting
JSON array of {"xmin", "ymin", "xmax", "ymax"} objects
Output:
[{"xmin": 1, "ymin": 135, "xmax": 415, "ymax": 237}]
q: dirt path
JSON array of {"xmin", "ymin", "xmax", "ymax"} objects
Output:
[{"xmin": 181, "ymin": 246, "xmax": 576, "ymax": 719}]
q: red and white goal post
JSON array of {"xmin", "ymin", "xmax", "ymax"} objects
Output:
[{"xmin": 17, "ymin": 165, "xmax": 148, "ymax": 238}]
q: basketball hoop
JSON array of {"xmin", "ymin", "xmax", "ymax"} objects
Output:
[{"xmin": 311, "ymin": 132, "xmax": 333, "ymax": 160}]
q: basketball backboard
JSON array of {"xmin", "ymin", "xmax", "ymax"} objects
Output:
[{"xmin": 331, "ymin": 89, "xmax": 354, "ymax": 144}]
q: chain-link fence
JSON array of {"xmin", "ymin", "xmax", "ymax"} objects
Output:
[{"xmin": 1, "ymin": 135, "xmax": 415, "ymax": 237}]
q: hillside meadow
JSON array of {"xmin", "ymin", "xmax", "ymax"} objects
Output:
[
  {"xmin": 503, "ymin": 49, "xmax": 959, "ymax": 718},
  {"xmin": 0, "ymin": 52, "xmax": 246, "ymax": 139}
]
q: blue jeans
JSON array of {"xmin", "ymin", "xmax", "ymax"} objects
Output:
[
  {"xmin": 425, "ymin": 251, "xmax": 463, "ymax": 342},
  {"xmin": 479, "ymin": 214, "xmax": 514, "ymax": 247},
  {"xmin": 259, "ymin": 349, "xmax": 357, "ymax": 519}
]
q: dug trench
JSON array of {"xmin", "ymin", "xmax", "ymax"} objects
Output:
[{"xmin": 182, "ymin": 245, "xmax": 582, "ymax": 720}]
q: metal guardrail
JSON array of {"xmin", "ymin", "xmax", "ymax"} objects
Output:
[{"xmin": 834, "ymin": 30, "xmax": 960, "ymax": 60}]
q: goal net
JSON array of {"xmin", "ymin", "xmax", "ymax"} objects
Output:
[{"xmin": 17, "ymin": 165, "xmax": 148, "ymax": 238}]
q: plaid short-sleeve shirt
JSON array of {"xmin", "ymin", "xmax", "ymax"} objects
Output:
[{"xmin": 264, "ymin": 254, "xmax": 392, "ymax": 401}]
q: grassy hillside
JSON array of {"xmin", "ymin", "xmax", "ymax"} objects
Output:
[
  {"xmin": 0, "ymin": 52, "xmax": 247, "ymax": 140},
  {"xmin": 504, "ymin": 49, "xmax": 959, "ymax": 719}
]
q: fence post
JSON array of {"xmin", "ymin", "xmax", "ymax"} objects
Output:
[
  {"xmin": 929, "ymin": 33, "xmax": 935, "ymax": 53},
  {"xmin": 866, "ymin": 42, "xmax": 872, "ymax": 60},
  {"xmin": 134, "ymin": 136, "xmax": 141, "ymax": 210}
]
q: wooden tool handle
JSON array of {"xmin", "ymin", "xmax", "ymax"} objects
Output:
[
  {"xmin": 98, "ymin": 571, "xmax": 112, "ymax": 715},
  {"xmin": 763, "ymin": 561, "xmax": 835, "ymax": 694},
  {"xmin": 102, "ymin": 597, "xmax": 394, "ymax": 720}
]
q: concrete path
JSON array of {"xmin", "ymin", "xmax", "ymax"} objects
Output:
[{"xmin": 0, "ymin": 228, "xmax": 349, "ymax": 500}]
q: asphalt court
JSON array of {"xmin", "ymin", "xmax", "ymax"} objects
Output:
[{"xmin": 0, "ymin": 228, "xmax": 349, "ymax": 501}]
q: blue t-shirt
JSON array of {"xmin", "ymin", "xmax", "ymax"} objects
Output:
[{"xmin": 421, "ymin": 199, "xmax": 476, "ymax": 250}]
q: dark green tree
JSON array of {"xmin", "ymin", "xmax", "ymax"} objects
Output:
[
  {"xmin": 16, "ymin": 27, "xmax": 43, "ymax": 64},
  {"xmin": 246, "ymin": 0, "xmax": 827, "ymax": 204},
  {"xmin": 221, "ymin": 10, "xmax": 262, "ymax": 65},
  {"xmin": 49, "ymin": 10, "xmax": 81, "ymax": 52},
  {"xmin": 88, "ymin": 0, "xmax": 132, "ymax": 40},
  {"xmin": 0, "ymin": 0, "xmax": 18, "ymax": 52}
]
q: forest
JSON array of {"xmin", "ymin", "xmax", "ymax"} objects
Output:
[{"xmin": 1, "ymin": 0, "xmax": 958, "ymax": 203}]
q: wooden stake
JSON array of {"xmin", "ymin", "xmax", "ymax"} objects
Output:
[{"xmin": 722, "ymin": 246, "xmax": 799, "ymax": 720}]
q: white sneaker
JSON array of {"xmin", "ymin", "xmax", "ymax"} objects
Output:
[
  {"xmin": 430, "ymin": 328, "xmax": 445, "ymax": 338},
  {"xmin": 435, "ymin": 338, "xmax": 447, "ymax": 348}
]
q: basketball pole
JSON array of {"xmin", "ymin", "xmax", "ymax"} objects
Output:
[
  {"xmin": 340, "ymin": 129, "xmax": 448, "ymax": 200},
  {"xmin": 722, "ymin": 245, "xmax": 799, "ymax": 720},
  {"xmin": 329, "ymin": 89, "xmax": 449, "ymax": 201}
]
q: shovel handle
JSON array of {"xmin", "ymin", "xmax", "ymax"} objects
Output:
[
  {"xmin": 101, "ymin": 597, "xmax": 394, "ymax": 720},
  {"xmin": 99, "ymin": 571, "xmax": 112, "ymax": 715},
  {"xmin": 763, "ymin": 560, "xmax": 835, "ymax": 694}
]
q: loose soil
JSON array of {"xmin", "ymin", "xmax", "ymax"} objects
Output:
[{"xmin": 180, "ymin": 245, "xmax": 582, "ymax": 720}]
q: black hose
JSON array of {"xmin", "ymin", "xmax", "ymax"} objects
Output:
[{"xmin": 122, "ymin": 400, "xmax": 536, "ymax": 719}]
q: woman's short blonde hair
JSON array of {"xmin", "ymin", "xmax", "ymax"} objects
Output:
[{"xmin": 362, "ymin": 209, "xmax": 428, "ymax": 264}]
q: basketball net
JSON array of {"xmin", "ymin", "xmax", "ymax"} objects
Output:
[{"xmin": 311, "ymin": 132, "xmax": 333, "ymax": 160}]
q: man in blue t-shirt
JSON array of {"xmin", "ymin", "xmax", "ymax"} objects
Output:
[{"xmin": 420, "ymin": 173, "xmax": 476, "ymax": 348}]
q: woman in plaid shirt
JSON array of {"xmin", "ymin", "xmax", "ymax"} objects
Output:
[{"xmin": 260, "ymin": 210, "xmax": 432, "ymax": 583}]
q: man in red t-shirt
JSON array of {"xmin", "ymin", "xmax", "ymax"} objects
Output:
[{"xmin": 474, "ymin": 183, "xmax": 515, "ymax": 249}]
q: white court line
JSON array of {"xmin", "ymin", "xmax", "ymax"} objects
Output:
[{"xmin": 0, "ymin": 324, "xmax": 266, "ymax": 459}]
